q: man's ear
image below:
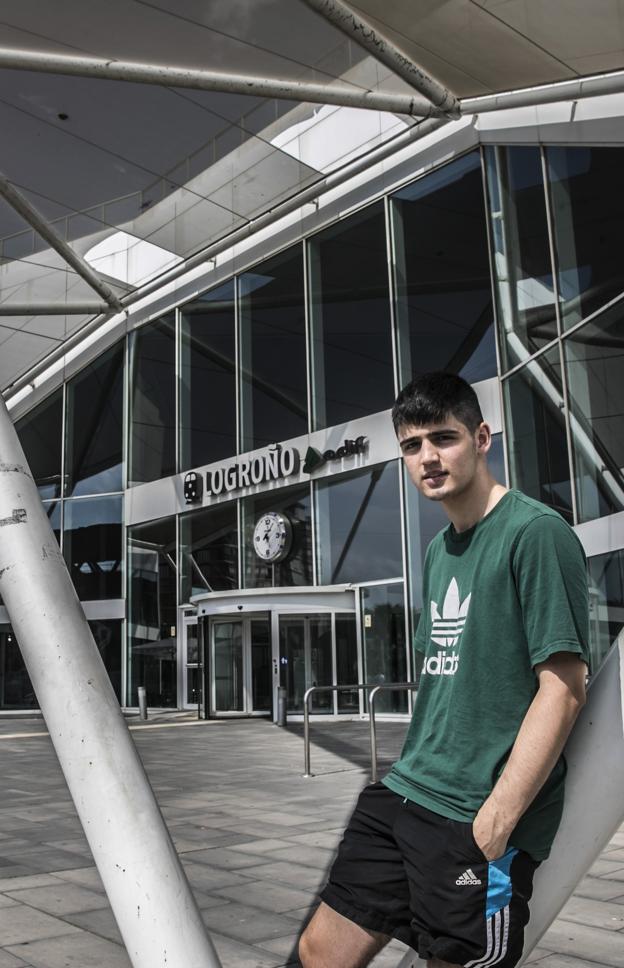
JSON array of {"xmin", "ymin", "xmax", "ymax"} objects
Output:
[{"xmin": 476, "ymin": 422, "xmax": 492, "ymax": 455}]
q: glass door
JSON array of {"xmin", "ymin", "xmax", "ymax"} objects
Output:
[
  {"xmin": 182, "ymin": 617, "xmax": 201, "ymax": 709},
  {"xmin": 279, "ymin": 614, "xmax": 333, "ymax": 713},
  {"xmin": 210, "ymin": 616, "xmax": 271, "ymax": 716}
]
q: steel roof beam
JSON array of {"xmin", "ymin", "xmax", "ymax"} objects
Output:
[
  {"xmin": 0, "ymin": 303, "xmax": 110, "ymax": 316},
  {"xmin": 0, "ymin": 48, "xmax": 442, "ymax": 118},
  {"xmin": 300, "ymin": 0, "xmax": 461, "ymax": 118},
  {"xmin": 0, "ymin": 173, "xmax": 123, "ymax": 313}
]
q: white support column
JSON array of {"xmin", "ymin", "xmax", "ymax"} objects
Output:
[{"xmin": 0, "ymin": 397, "xmax": 221, "ymax": 968}]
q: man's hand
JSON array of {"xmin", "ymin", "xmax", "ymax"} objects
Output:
[{"xmin": 471, "ymin": 652, "xmax": 587, "ymax": 862}]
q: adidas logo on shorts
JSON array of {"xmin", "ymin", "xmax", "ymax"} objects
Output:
[{"xmin": 456, "ymin": 868, "xmax": 482, "ymax": 886}]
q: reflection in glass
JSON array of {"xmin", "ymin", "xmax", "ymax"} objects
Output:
[
  {"xmin": 89, "ymin": 619, "xmax": 122, "ymax": 702},
  {"xmin": 214, "ymin": 621, "xmax": 243, "ymax": 712},
  {"xmin": 336, "ymin": 613, "xmax": 359, "ymax": 713},
  {"xmin": 362, "ymin": 583, "xmax": 407, "ymax": 713},
  {"xmin": 309, "ymin": 201, "xmax": 394, "ymax": 429},
  {"xmin": 0, "ymin": 626, "xmax": 37, "ymax": 708},
  {"xmin": 63, "ymin": 496, "xmax": 122, "ymax": 600},
  {"xmin": 316, "ymin": 463, "xmax": 403, "ymax": 585},
  {"xmin": 251, "ymin": 619, "xmax": 271, "ymax": 711},
  {"xmin": 548, "ymin": 147, "xmax": 624, "ymax": 328},
  {"xmin": 279, "ymin": 614, "xmax": 332, "ymax": 713},
  {"xmin": 564, "ymin": 306, "xmax": 624, "ymax": 522},
  {"xmin": 65, "ymin": 341, "xmax": 124, "ymax": 495},
  {"xmin": 588, "ymin": 550, "xmax": 624, "ymax": 671},
  {"xmin": 128, "ymin": 516, "xmax": 177, "ymax": 707},
  {"xmin": 503, "ymin": 348, "xmax": 573, "ymax": 522},
  {"xmin": 15, "ymin": 388, "xmax": 63, "ymax": 499},
  {"xmin": 129, "ymin": 314, "xmax": 176, "ymax": 485},
  {"xmin": 180, "ymin": 283, "xmax": 236, "ymax": 471},
  {"xmin": 240, "ymin": 248, "xmax": 307, "ymax": 451},
  {"xmin": 180, "ymin": 502, "xmax": 238, "ymax": 602},
  {"xmin": 485, "ymin": 146, "xmax": 557, "ymax": 370},
  {"xmin": 242, "ymin": 484, "xmax": 312, "ymax": 588},
  {"xmin": 393, "ymin": 152, "xmax": 496, "ymax": 384}
]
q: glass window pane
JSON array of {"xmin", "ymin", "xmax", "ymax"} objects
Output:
[
  {"xmin": 336, "ymin": 613, "xmax": 359, "ymax": 713},
  {"xmin": 65, "ymin": 341, "xmax": 124, "ymax": 496},
  {"xmin": 214, "ymin": 621, "xmax": 243, "ymax": 712},
  {"xmin": 362, "ymin": 583, "xmax": 407, "ymax": 713},
  {"xmin": 484, "ymin": 146, "xmax": 557, "ymax": 370},
  {"xmin": 309, "ymin": 201, "xmax": 394, "ymax": 429},
  {"xmin": 240, "ymin": 247, "xmax": 307, "ymax": 451},
  {"xmin": 548, "ymin": 146, "xmax": 624, "ymax": 328},
  {"xmin": 63, "ymin": 496, "xmax": 122, "ymax": 600},
  {"xmin": 316, "ymin": 462, "xmax": 403, "ymax": 585},
  {"xmin": 128, "ymin": 516, "xmax": 177, "ymax": 707},
  {"xmin": 0, "ymin": 625, "xmax": 37, "ymax": 709},
  {"xmin": 242, "ymin": 484, "xmax": 312, "ymax": 588},
  {"xmin": 393, "ymin": 151, "xmax": 496, "ymax": 386},
  {"xmin": 89, "ymin": 619, "xmax": 122, "ymax": 703},
  {"xmin": 129, "ymin": 314, "xmax": 176, "ymax": 485},
  {"xmin": 180, "ymin": 502, "xmax": 238, "ymax": 602},
  {"xmin": 564, "ymin": 306, "xmax": 624, "ymax": 523},
  {"xmin": 15, "ymin": 388, "xmax": 62, "ymax": 499},
  {"xmin": 180, "ymin": 283, "xmax": 236, "ymax": 470},
  {"xmin": 251, "ymin": 619, "xmax": 271, "ymax": 711},
  {"xmin": 588, "ymin": 549, "xmax": 624, "ymax": 672},
  {"xmin": 503, "ymin": 348, "xmax": 573, "ymax": 522}
]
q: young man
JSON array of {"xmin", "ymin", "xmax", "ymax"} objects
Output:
[{"xmin": 300, "ymin": 372, "xmax": 589, "ymax": 968}]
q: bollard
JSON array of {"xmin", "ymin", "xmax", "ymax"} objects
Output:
[
  {"xmin": 137, "ymin": 685, "xmax": 148, "ymax": 721},
  {"xmin": 276, "ymin": 686, "xmax": 287, "ymax": 727}
]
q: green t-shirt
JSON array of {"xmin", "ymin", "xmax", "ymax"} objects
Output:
[{"xmin": 384, "ymin": 490, "xmax": 590, "ymax": 860}]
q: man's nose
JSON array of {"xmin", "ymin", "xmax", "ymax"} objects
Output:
[{"xmin": 420, "ymin": 439, "xmax": 439, "ymax": 463}]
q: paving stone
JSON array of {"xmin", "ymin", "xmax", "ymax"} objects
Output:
[
  {"xmin": 186, "ymin": 846, "xmax": 275, "ymax": 870},
  {"xmin": 240, "ymin": 860, "xmax": 326, "ymax": 891},
  {"xmin": 524, "ymin": 946, "xmax": 554, "ymax": 963},
  {"xmin": 50, "ymin": 867, "xmax": 105, "ymax": 892},
  {"xmin": 267, "ymin": 843, "xmax": 336, "ymax": 869},
  {"xmin": 215, "ymin": 879, "xmax": 317, "ymax": 913},
  {"xmin": 180, "ymin": 860, "xmax": 251, "ymax": 893},
  {"xmin": 587, "ymin": 858, "xmax": 624, "ymax": 878},
  {"xmin": 286, "ymin": 829, "xmax": 344, "ymax": 849},
  {"xmin": 0, "ymin": 899, "xmax": 19, "ymax": 911},
  {"xmin": 209, "ymin": 931, "xmax": 285, "ymax": 968},
  {"xmin": 62, "ymin": 908, "xmax": 123, "ymax": 945},
  {"xmin": 6, "ymin": 929, "xmax": 131, "ymax": 967},
  {"xmin": 559, "ymin": 895, "xmax": 624, "ymax": 931},
  {"xmin": 0, "ymin": 950, "xmax": 30, "ymax": 967},
  {"xmin": 573, "ymin": 876, "xmax": 624, "ymax": 902},
  {"xmin": 229, "ymin": 838, "xmax": 294, "ymax": 855},
  {"xmin": 4, "ymin": 883, "xmax": 110, "ymax": 917},
  {"xmin": 258, "ymin": 932, "xmax": 300, "ymax": 958},
  {"xmin": 532, "ymin": 955, "xmax": 619, "ymax": 968},
  {"xmin": 0, "ymin": 905, "xmax": 81, "ymax": 945},
  {"xmin": 201, "ymin": 902, "xmax": 303, "ymax": 943},
  {"xmin": 540, "ymin": 918, "xmax": 624, "ymax": 967}
]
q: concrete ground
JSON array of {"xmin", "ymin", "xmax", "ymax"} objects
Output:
[{"xmin": 0, "ymin": 714, "xmax": 620, "ymax": 968}]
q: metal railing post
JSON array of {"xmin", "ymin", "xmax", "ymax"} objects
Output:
[{"xmin": 369, "ymin": 685, "xmax": 381, "ymax": 783}]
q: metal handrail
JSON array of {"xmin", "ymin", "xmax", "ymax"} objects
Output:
[
  {"xmin": 369, "ymin": 683, "xmax": 418, "ymax": 782},
  {"xmin": 302, "ymin": 682, "xmax": 418, "ymax": 778}
]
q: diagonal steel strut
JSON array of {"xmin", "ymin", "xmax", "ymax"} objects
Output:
[
  {"xmin": 0, "ymin": 172, "xmax": 123, "ymax": 313},
  {"xmin": 300, "ymin": 0, "xmax": 461, "ymax": 118}
]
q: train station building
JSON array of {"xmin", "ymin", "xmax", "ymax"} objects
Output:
[{"xmin": 0, "ymin": 1, "xmax": 622, "ymax": 719}]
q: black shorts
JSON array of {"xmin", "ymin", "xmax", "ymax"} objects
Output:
[{"xmin": 320, "ymin": 783, "xmax": 539, "ymax": 968}]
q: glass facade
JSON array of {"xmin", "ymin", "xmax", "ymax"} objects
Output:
[
  {"xmin": 129, "ymin": 314, "xmax": 176, "ymax": 485},
  {"xmin": 128, "ymin": 516, "xmax": 177, "ymax": 707},
  {"xmin": 309, "ymin": 201, "xmax": 394, "ymax": 429},
  {"xmin": 180, "ymin": 283, "xmax": 236, "ymax": 470},
  {"xmin": 239, "ymin": 249, "xmax": 307, "ymax": 451},
  {"xmin": 9, "ymin": 139, "xmax": 624, "ymax": 712},
  {"xmin": 316, "ymin": 463, "xmax": 403, "ymax": 585},
  {"xmin": 393, "ymin": 151, "xmax": 497, "ymax": 386},
  {"xmin": 64, "ymin": 341, "xmax": 124, "ymax": 496}
]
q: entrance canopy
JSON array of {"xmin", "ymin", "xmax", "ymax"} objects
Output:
[{"xmin": 2, "ymin": 0, "xmax": 624, "ymax": 394}]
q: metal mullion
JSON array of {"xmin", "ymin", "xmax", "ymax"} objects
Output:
[
  {"xmin": 303, "ymin": 239, "xmax": 313, "ymax": 436},
  {"xmin": 384, "ymin": 195, "xmax": 401, "ymax": 398},
  {"xmin": 541, "ymin": 145, "xmax": 579, "ymax": 524},
  {"xmin": 175, "ymin": 307, "xmax": 181, "ymax": 474},
  {"xmin": 310, "ymin": 480, "xmax": 318, "ymax": 586},
  {"xmin": 498, "ymin": 336, "xmax": 562, "ymax": 383},
  {"xmin": 479, "ymin": 145, "xmax": 511, "ymax": 487},
  {"xmin": 396, "ymin": 459, "xmax": 413, "ymax": 710},
  {"xmin": 235, "ymin": 275, "xmax": 242, "ymax": 456},
  {"xmin": 236, "ymin": 498, "xmax": 243, "ymax": 590},
  {"xmin": 331, "ymin": 611, "xmax": 338, "ymax": 716}
]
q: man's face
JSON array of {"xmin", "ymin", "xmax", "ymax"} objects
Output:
[{"xmin": 397, "ymin": 415, "xmax": 487, "ymax": 503}]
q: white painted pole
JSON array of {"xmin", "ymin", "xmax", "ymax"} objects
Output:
[{"xmin": 0, "ymin": 398, "xmax": 221, "ymax": 968}]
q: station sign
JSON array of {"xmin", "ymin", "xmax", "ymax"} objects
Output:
[{"xmin": 183, "ymin": 436, "xmax": 368, "ymax": 505}]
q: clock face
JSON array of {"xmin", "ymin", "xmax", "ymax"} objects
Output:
[{"xmin": 253, "ymin": 512, "xmax": 292, "ymax": 563}]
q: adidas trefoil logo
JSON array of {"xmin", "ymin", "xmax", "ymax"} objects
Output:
[
  {"xmin": 431, "ymin": 578, "xmax": 471, "ymax": 648},
  {"xmin": 456, "ymin": 868, "xmax": 482, "ymax": 886}
]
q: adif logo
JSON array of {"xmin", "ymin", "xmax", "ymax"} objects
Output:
[{"xmin": 431, "ymin": 578, "xmax": 471, "ymax": 649}]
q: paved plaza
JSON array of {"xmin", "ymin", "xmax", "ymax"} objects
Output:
[{"xmin": 0, "ymin": 714, "xmax": 619, "ymax": 968}]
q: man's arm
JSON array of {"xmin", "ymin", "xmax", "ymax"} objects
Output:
[{"xmin": 472, "ymin": 651, "xmax": 587, "ymax": 861}]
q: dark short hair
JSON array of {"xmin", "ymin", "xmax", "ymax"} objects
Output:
[{"xmin": 392, "ymin": 372, "xmax": 483, "ymax": 435}]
